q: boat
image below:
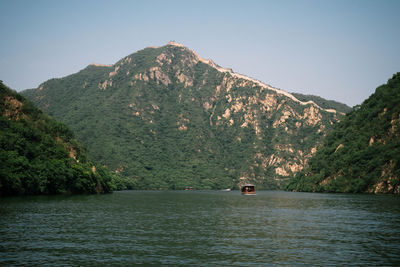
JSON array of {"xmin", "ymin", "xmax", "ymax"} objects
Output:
[
  {"xmin": 221, "ymin": 188, "xmax": 231, "ymax": 192},
  {"xmin": 241, "ymin": 184, "xmax": 256, "ymax": 195},
  {"xmin": 185, "ymin": 187, "xmax": 195, "ymax": 191}
]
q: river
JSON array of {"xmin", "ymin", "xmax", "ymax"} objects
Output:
[{"xmin": 1, "ymin": 191, "xmax": 399, "ymax": 266}]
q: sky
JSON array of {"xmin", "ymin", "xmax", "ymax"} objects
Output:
[{"xmin": 1, "ymin": 0, "xmax": 399, "ymax": 107}]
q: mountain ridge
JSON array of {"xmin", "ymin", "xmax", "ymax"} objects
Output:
[
  {"xmin": 87, "ymin": 41, "xmax": 342, "ymax": 114},
  {"xmin": 291, "ymin": 92, "xmax": 352, "ymax": 114}
]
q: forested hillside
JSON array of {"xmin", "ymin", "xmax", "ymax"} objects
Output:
[
  {"xmin": 22, "ymin": 42, "xmax": 345, "ymax": 190},
  {"xmin": 0, "ymin": 81, "xmax": 123, "ymax": 196},
  {"xmin": 287, "ymin": 73, "xmax": 400, "ymax": 194}
]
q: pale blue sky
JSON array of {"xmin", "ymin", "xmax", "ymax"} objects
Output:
[{"xmin": 1, "ymin": 0, "xmax": 399, "ymax": 106}]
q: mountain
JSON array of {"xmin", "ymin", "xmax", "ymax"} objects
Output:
[
  {"xmin": 287, "ymin": 73, "xmax": 400, "ymax": 194},
  {"xmin": 22, "ymin": 42, "xmax": 344, "ymax": 190},
  {"xmin": 0, "ymin": 81, "xmax": 115, "ymax": 196},
  {"xmin": 291, "ymin": 93, "xmax": 352, "ymax": 114}
]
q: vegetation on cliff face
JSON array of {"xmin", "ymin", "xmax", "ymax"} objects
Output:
[
  {"xmin": 0, "ymin": 81, "xmax": 124, "ymax": 196},
  {"xmin": 287, "ymin": 73, "xmax": 400, "ymax": 194},
  {"xmin": 22, "ymin": 42, "xmax": 344, "ymax": 190}
]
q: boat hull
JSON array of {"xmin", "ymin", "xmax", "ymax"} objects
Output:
[{"xmin": 241, "ymin": 192, "xmax": 256, "ymax": 195}]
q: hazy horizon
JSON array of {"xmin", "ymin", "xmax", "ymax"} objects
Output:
[{"xmin": 1, "ymin": 0, "xmax": 399, "ymax": 106}]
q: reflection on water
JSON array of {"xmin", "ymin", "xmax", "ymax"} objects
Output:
[{"xmin": 1, "ymin": 191, "xmax": 399, "ymax": 266}]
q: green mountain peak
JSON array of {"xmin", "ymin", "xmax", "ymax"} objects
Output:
[{"xmin": 22, "ymin": 43, "xmax": 346, "ymax": 190}]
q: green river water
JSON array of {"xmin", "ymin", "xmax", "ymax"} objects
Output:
[{"xmin": 1, "ymin": 190, "xmax": 399, "ymax": 266}]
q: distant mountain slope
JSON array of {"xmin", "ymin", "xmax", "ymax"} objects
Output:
[
  {"xmin": 291, "ymin": 93, "xmax": 352, "ymax": 113},
  {"xmin": 287, "ymin": 73, "xmax": 400, "ymax": 194},
  {"xmin": 0, "ymin": 81, "xmax": 114, "ymax": 196},
  {"xmin": 22, "ymin": 42, "xmax": 344, "ymax": 190}
]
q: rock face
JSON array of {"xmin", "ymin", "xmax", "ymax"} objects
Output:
[
  {"xmin": 22, "ymin": 42, "xmax": 343, "ymax": 189},
  {"xmin": 287, "ymin": 73, "xmax": 400, "ymax": 194}
]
